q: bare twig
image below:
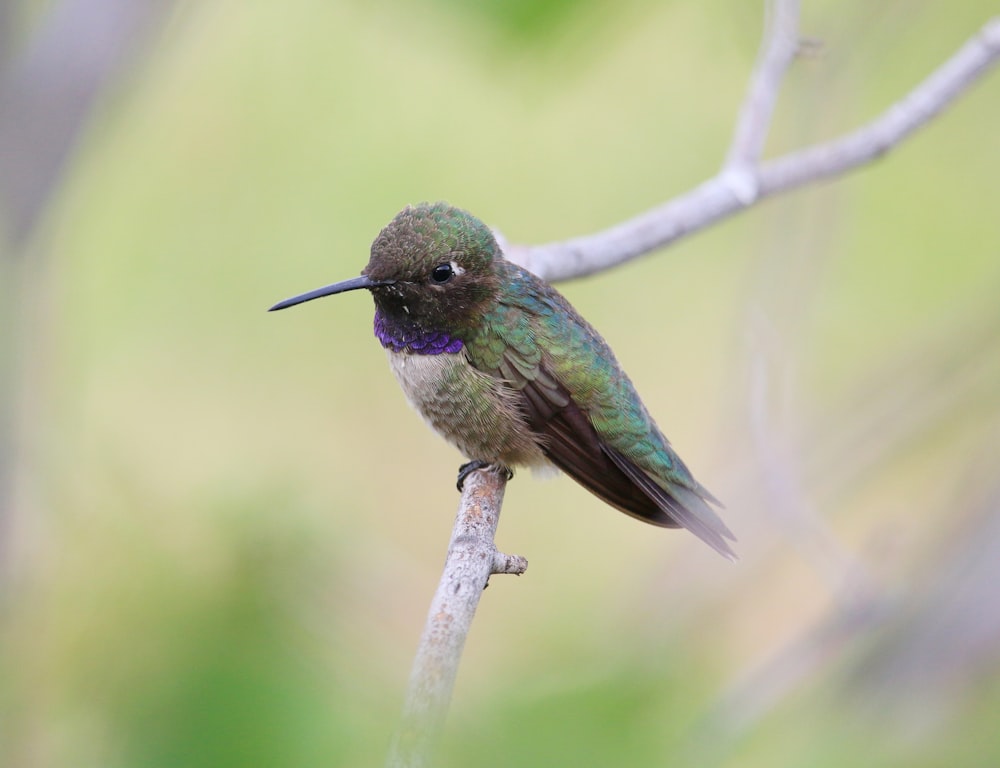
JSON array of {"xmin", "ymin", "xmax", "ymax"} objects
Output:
[
  {"xmin": 505, "ymin": 16, "xmax": 1000, "ymax": 282},
  {"xmin": 724, "ymin": 0, "xmax": 800, "ymax": 194},
  {"xmin": 386, "ymin": 467, "xmax": 524, "ymax": 768}
]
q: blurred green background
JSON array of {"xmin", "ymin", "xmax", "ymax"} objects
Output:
[{"xmin": 2, "ymin": 1, "xmax": 999, "ymax": 766}]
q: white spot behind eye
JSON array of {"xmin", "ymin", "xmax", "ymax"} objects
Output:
[{"xmin": 450, "ymin": 260, "xmax": 465, "ymax": 277}]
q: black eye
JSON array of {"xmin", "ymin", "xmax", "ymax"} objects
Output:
[{"xmin": 430, "ymin": 263, "xmax": 454, "ymax": 283}]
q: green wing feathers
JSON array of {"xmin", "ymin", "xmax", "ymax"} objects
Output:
[{"xmin": 466, "ymin": 260, "xmax": 736, "ymax": 559}]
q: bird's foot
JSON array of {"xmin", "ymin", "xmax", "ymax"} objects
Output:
[{"xmin": 456, "ymin": 460, "xmax": 513, "ymax": 492}]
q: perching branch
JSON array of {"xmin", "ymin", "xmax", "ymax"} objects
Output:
[
  {"xmin": 505, "ymin": 13, "xmax": 1000, "ymax": 282},
  {"xmin": 386, "ymin": 467, "xmax": 525, "ymax": 768},
  {"xmin": 391, "ymin": 6, "xmax": 1000, "ymax": 766}
]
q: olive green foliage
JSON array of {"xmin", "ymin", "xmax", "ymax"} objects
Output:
[{"xmin": 2, "ymin": 0, "xmax": 999, "ymax": 766}]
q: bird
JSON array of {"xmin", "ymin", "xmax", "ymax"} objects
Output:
[{"xmin": 269, "ymin": 202, "xmax": 735, "ymax": 558}]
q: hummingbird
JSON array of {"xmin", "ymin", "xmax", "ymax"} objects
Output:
[{"xmin": 270, "ymin": 203, "xmax": 735, "ymax": 558}]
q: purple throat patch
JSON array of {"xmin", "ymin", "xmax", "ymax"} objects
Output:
[{"xmin": 374, "ymin": 309, "xmax": 463, "ymax": 355}]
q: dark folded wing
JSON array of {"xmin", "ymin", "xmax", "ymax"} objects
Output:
[
  {"xmin": 514, "ymin": 364, "xmax": 737, "ymax": 560},
  {"xmin": 467, "ymin": 276, "xmax": 735, "ymax": 558},
  {"xmin": 602, "ymin": 443, "xmax": 736, "ymax": 559}
]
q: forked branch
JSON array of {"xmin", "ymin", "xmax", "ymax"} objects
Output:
[{"xmin": 505, "ymin": 12, "xmax": 1000, "ymax": 282}]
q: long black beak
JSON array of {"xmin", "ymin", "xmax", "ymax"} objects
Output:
[{"xmin": 268, "ymin": 275, "xmax": 394, "ymax": 312}]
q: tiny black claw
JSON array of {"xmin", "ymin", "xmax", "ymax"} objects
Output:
[
  {"xmin": 456, "ymin": 460, "xmax": 490, "ymax": 491},
  {"xmin": 456, "ymin": 461, "xmax": 514, "ymax": 492}
]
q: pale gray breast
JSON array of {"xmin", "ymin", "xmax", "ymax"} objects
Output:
[{"xmin": 386, "ymin": 349, "xmax": 549, "ymax": 469}]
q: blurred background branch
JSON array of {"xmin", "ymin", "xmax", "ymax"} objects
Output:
[
  {"xmin": 0, "ymin": 0, "xmax": 173, "ymax": 246},
  {"xmin": 0, "ymin": 0, "xmax": 175, "ymax": 579}
]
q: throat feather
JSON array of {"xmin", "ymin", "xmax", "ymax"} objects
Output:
[{"xmin": 374, "ymin": 307, "xmax": 463, "ymax": 355}]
